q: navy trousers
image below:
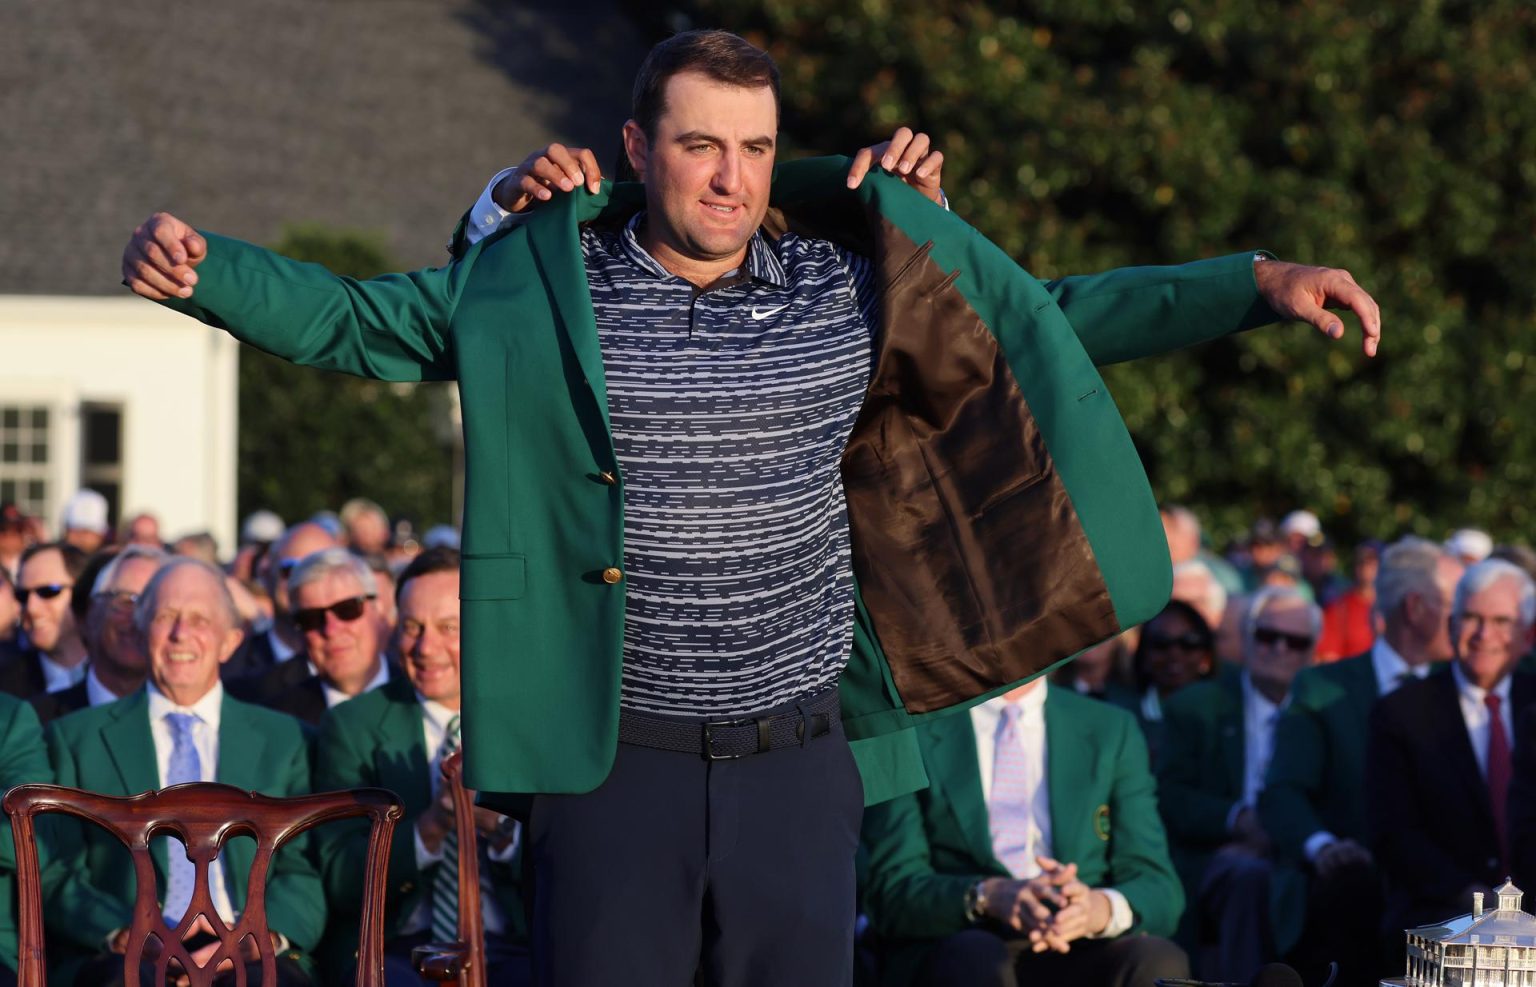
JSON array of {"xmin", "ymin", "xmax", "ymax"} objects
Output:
[{"xmin": 524, "ymin": 721, "xmax": 864, "ymax": 987}]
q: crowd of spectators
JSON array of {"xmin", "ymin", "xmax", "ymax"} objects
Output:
[{"xmin": 0, "ymin": 491, "xmax": 1534, "ymax": 986}]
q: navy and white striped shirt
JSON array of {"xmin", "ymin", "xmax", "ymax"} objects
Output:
[{"xmin": 582, "ymin": 214, "xmax": 879, "ymax": 717}]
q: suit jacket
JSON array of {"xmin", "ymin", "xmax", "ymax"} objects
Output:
[
  {"xmin": 1508, "ymin": 702, "xmax": 1536, "ymax": 889},
  {"xmin": 161, "ymin": 159, "xmax": 1277, "ymax": 802},
  {"xmin": 861, "ymin": 686, "xmax": 1182, "ymax": 986},
  {"xmin": 0, "ymin": 649, "xmax": 46, "ymax": 700},
  {"xmin": 1366, "ymin": 667, "xmax": 1536, "ymax": 932},
  {"xmin": 221, "ymin": 628, "xmax": 283, "ymax": 683},
  {"xmin": 311, "ymin": 676, "xmax": 523, "ymax": 981},
  {"xmin": 0, "ymin": 694, "xmax": 52, "ymax": 973},
  {"xmin": 29, "ymin": 679, "xmax": 89, "ymax": 727},
  {"xmin": 43, "ymin": 689, "xmax": 325, "ymax": 977}
]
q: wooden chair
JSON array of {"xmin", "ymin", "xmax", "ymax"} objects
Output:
[
  {"xmin": 3, "ymin": 782, "xmax": 403, "ymax": 987},
  {"xmin": 411, "ymin": 751, "xmax": 486, "ymax": 987}
]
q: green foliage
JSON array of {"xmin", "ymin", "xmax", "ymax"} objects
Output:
[
  {"xmin": 237, "ymin": 225, "xmax": 458, "ymax": 529},
  {"xmin": 680, "ymin": 0, "xmax": 1536, "ymax": 548}
]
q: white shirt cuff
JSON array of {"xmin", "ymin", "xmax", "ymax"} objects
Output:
[
  {"xmin": 1093, "ymin": 888, "xmax": 1135, "ymax": 939},
  {"xmin": 464, "ymin": 168, "xmax": 517, "ymax": 246},
  {"xmin": 1304, "ymin": 830, "xmax": 1338, "ymax": 863},
  {"xmin": 487, "ymin": 819, "xmax": 520, "ymax": 863},
  {"xmin": 414, "ymin": 822, "xmax": 445, "ymax": 869},
  {"xmin": 1226, "ymin": 800, "xmax": 1250, "ymax": 834}
]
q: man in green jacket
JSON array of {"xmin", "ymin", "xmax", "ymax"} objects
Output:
[
  {"xmin": 120, "ymin": 28, "xmax": 1380, "ymax": 986},
  {"xmin": 44, "ymin": 559, "xmax": 323, "ymax": 986},
  {"xmin": 861, "ymin": 679, "xmax": 1186, "ymax": 986},
  {"xmin": 0, "ymin": 694, "xmax": 51, "ymax": 986}
]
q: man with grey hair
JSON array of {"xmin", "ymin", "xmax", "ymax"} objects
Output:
[
  {"xmin": 1368, "ymin": 558, "xmax": 1536, "ymax": 933},
  {"xmin": 31, "ymin": 546, "xmax": 169, "ymax": 725},
  {"xmin": 1260, "ymin": 536, "xmax": 1463, "ymax": 981},
  {"xmin": 222, "ymin": 520, "xmax": 338, "ymax": 681},
  {"xmin": 237, "ymin": 548, "xmax": 392, "ymax": 725},
  {"xmin": 44, "ymin": 557, "xmax": 324, "ymax": 985},
  {"xmin": 1159, "ymin": 586, "xmax": 1321, "ymax": 982}
]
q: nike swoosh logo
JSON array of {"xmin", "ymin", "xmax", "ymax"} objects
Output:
[{"xmin": 751, "ymin": 303, "xmax": 791, "ymax": 320}]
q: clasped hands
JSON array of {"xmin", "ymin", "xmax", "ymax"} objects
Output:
[
  {"xmin": 109, "ymin": 913, "xmax": 279, "ymax": 985},
  {"xmin": 976, "ymin": 855, "xmax": 1112, "ymax": 953},
  {"xmin": 415, "ymin": 784, "xmax": 515, "ymax": 855}
]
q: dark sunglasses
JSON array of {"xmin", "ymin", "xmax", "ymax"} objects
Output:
[
  {"xmin": 1253, "ymin": 626, "xmax": 1314, "ymax": 652},
  {"xmin": 1144, "ymin": 632, "xmax": 1209, "ymax": 651},
  {"xmin": 16, "ymin": 583, "xmax": 70, "ymax": 606},
  {"xmin": 293, "ymin": 596, "xmax": 372, "ymax": 633},
  {"xmin": 278, "ymin": 558, "xmax": 302, "ymax": 576}
]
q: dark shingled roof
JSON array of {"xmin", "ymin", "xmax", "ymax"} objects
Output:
[{"xmin": 0, "ymin": 0, "xmax": 649, "ymax": 295}]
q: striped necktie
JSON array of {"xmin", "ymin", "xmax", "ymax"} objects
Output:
[
  {"xmin": 989, "ymin": 703, "xmax": 1039, "ymax": 877},
  {"xmin": 163, "ymin": 711, "xmax": 202, "ymax": 923},
  {"xmin": 430, "ymin": 715, "xmax": 463, "ymax": 942}
]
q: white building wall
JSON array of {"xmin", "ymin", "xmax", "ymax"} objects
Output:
[{"xmin": 0, "ymin": 296, "xmax": 239, "ymax": 553}]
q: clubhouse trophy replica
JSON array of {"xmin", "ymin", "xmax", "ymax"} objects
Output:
[{"xmin": 1383, "ymin": 880, "xmax": 1536, "ymax": 986}]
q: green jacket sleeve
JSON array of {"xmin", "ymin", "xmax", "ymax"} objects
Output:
[
  {"xmin": 0, "ymin": 699, "xmax": 50, "ymax": 972},
  {"xmin": 1101, "ymin": 715, "xmax": 1184, "ymax": 937},
  {"xmin": 860, "ymin": 792, "xmax": 976, "ymax": 940},
  {"xmin": 262, "ymin": 731, "xmax": 326, "ymax": 952},
  {"xmin": 1040, "ymin": 252, "xmax": 1278, "ymax": 366},
  {"xmin": 157, "ymin": 232, "xmax": 472, "ymax": 383},
  {"xmin": 1259, "ymin": 694, "xmax": 1330, "ymax": 864},
  {"xmin": 41, "ymin": 719, "xmax": 128, "ymax": 950}
]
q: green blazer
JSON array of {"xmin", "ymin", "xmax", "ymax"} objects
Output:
[
  {"xmin": 311, "ymin": 677, "xmax": 523, "ymax": 981},
  {"xmin": 0, "ymin": 694, "xmax": 52, "ymax": 973},
  {"xmin": 160, "ymin": 158, "xmax": 1275, "ymax": 805},
  {"xmin": 43, "ymin": 689, "xmax": 323, "ymax": 979},
  {"xmin": 861, "ymin": 685, "xmax": 1183, "ymax": 986}
]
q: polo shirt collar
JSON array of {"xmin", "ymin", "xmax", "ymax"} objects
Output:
[{"xmin": 619, "ymin": 212, "xmax": 788, "ymax": 289}]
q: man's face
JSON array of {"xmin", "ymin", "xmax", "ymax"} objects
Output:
[
  {"xmin": 1409, "ymin": 556, "xmax": 1465, "ymax": 662},
  {"xmin": 623, "ymin": 71, "xmax": 776, "ymax": 272},
  {"xmin": 1245, "ymin": 597, "xmax": 1316, "ymax": 699},
  {"xmin": 0, "ymin": 517, "xmax": 24, "ymax": 560},
  {"xmin": 144, "ymin": 565, "xmax": 242, "ymax": 706},
  {"xmin": 17, "ymin": 548, "xmax": 77, "ymax": 654},
  {"xmin": 397, "ymin": 570, "xmax": 461, "ymax": 708},
  {"xmin": 89, "ymin": 555, "xmax": 162, "ymax": 672},
  {"xmin": 348, "ymin": 512, "xmax": 390, "ymax": 556},
  {"xmin": 268, "ymin": 523, "xmax": 339, "ymax": 617},
  {"xmin": 126, "ymin": 515, "xmax": 161, "ymax": 547},
  {"xmin": 63, "ymin": 527, "xmax": 105, "ymax": 554},
  {"xmin": 0, "ymin": 579, "xmax": 17, "ymax": 638},
  {"xmin": 293, "ymin": 570, "xmax": 382, "ymax": 690},
  {"xmin": 1453, "ymin": 576, "xmax": 1535, "ymax": 690}
]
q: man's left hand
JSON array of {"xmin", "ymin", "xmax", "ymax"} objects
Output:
[
  {"xmin": 1254, "ymin": 259, "xmax": 1382, "ymax": 357},
  {"xmin": 846, "ymin": 127, "xmax": 944, "ymax": 205}
]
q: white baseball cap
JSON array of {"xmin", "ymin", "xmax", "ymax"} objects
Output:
[
  {"xmin": 1445, "ymin": 528, "xmax": 1493, "ymax": 563},
  {"xmin": 61, "ymin": 489, "xmax": 110, "ymax": 534},
  {"xmin": 1279, "ymin": 510, "xmax": 1321, "ymax": 540}
]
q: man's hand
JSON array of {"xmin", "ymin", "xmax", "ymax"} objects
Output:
[
  {"xmin": 122, "ymin": 213, "xmax": 207, "ymax": 301},
  {"xmin": 846, "ymin": 127, "xmax": 944, "ymax": 205},
  {"xmin": 977, "ymin": 876, "xmax": 1056, "ymax": 935},
  {"xmin": 415, "ymin": 787, "xmax": 456, "ymax": 854},
  {"xmin": 1228, "ymin": 807, "xmax": 1273, "ymax": 857},
  {"xmin": 1313, "ymin": 837, "xmax": 1373, "ymax": 879},
  {"xmin": 1253, "ymin": 259, "xmax": 1382, "ymax": 357},
  {"xmin": 492, "ymin": 144, "xmax": 604, "ymax": 214}
]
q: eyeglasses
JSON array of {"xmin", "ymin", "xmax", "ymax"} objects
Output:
[
  {"xmin": 1253, "ymin": 627, "xmax": 1315, "ymax": 652},
  {"xmin": 293, "ymin": 596, "xmax": 372, "ymax": 633},
  {"xmin": 16, "ymin": 583, "xmax": 70, "ymax": 606},
  {"xmin": 93, "ymin": 590, "xmax": 139, "ymax": 613},
  {"xmin": 1144, "ymin": 632, "xmax": 1210, "ymax": 651}
]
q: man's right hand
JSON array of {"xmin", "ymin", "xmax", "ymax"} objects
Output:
[
  {"xmin": 1313, "ymin": 837, "xmax": 1373, "ymax": 879},
  {"xmin": 491, "ymin": 144, "xmax": 604, "ymax": 214},
  {"xmin": 122, "ymin": 213, "xmax": 206, "ymax": 301},
  {"xmin": 978, "ymin": 875, "xmax": 1061, "ymax": 936}
]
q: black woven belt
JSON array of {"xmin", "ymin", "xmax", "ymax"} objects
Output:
[{"xmin": 617, "ymin": 687, "xmax": 841, "ymax": 760}]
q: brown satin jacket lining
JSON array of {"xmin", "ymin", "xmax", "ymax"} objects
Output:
[{"xmin": 768, "ymin": 206, "xmax": 1117, "ymax": 714}]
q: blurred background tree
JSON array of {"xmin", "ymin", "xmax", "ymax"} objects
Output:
[
  {"xmin": 629, "ymin": 0, "xmax": 1535, "ymax": 549},
  {"xmin": 237, "ymin": 226, "xmax": 458, "ymax": 530}
]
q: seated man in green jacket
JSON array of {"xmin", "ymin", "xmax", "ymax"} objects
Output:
[
  {"xmin": 0, "ymin": 693, "xmax": 51, "ymax": 986},
  {"xmin": 44, "ymin": 558, "xmax": 323, "ymax": 986},
  {"xmin": 861, "ymin": 677, "xmax": 1186, "ymax": 987},
  {"xmin": 312, "ymin": 548, "xmax": 527, "ymax": 987}
]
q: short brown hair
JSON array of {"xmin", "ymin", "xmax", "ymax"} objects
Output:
[{"xmin": 631, "ymin": 29, "xmax": 780, "ymax": 138}]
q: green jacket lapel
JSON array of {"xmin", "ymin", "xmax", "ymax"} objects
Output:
[
  {"xmin": 920, "ymin": 714, "xmax": 1003, "ymax": 872},
  {"xmin": 215, "ymin": 695, "xmax": 270, "ymax": 905},
  {"xmin": 1219, "ymin": 673, "xmax": 1246, "ymax": 796},
  {"xmin": 373, "ymin": 678, "xmax": 433, "ymax": 814},
  {"xmin": 1044, "ymin": 688, "xmax": 1094, "ymax": 866},
  {"xmin": 101, "ymin": 691, "xmax": 167, "ymax": 878}
]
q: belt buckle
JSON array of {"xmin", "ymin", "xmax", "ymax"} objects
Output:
[{"xmin": 703, "ymin": 715, "xmax": 759, "ymax": 761}]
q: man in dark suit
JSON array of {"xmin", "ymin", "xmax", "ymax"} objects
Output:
[
  {"xmin": 221, "ymin": 520, "xmax": 336, "ymax": 682},
  {"xmin": 1261, "ymin": 536, "xmax": 1463, "ymax": 982},
  {"xmin": 31, "ymin": 546, "xmax": 167, "ymax": 725},
  {"xmin": 233, "ymin": 547, "xmax": 393, "ymax": 725},
  {"xmin": 1159, "ymin": 587, "xmax": 1320, "ymax": 983},
  {"xmin": 313, "ymin": 548, "xmax": 527, "ymax": 986},
  {"xmin": 0, "ymin": 543, "xmax": 88, "ymax": 699},
  {"xmin": 43, "ymin": 557, "xmax": 323, "ymax": 986},
  {"xmin": 1367, "ymin": 558, "xmax": 1536, "ymax": 934},
  {"xmin": 861, "ymin": 678, "xmax": 1186, "ymax": 987}
]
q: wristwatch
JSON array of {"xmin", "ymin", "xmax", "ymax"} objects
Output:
[{"xmin": 963, "ymin": 879, "xmax": 989, "ymax": 923}]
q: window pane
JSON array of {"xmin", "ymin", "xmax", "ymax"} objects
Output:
[
  {"xmin": 25, "ymin": 481, "xmax": 43, "ymax": 502},
  {"xmin": 1, "ymin": 443, "xmax": 16, "ymax": 463},
  {"xmin": 1, "ymin": 408, "xmax": 16, "ymax": 429},
  {"xmin": 82, "ymin": 408, "xmax": 121, "ymax": 466},
  {"xmin": 29, "ymin": 443, "xmax": 46, "ymax": 464},
  {"xmin": 29, "ymin": 408, "xmax": 47, "ymax": 430}
]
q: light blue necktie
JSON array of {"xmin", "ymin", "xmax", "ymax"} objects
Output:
[
  {"xmin": 163, "ymin": 711, "xmax": 202, "ymax": 922},
  {"xmin": 989, "ymin": 703, "xmax": 1037, "ymax": 877},
  {"xmin": 429, "ymin": 715, "xmax": 463, "ymax": 941}
]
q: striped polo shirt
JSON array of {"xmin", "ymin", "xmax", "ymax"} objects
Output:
[{"xmin": 582, "ymin": 214, "xmax": 878, "ymax": 717}]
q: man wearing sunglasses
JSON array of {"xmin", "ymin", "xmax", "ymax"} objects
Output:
[
  {"xmin": 223, "ymin": 521, "xmax": 338, "ymax": 684},
  {"xmin": 0, "ymin": 543, "xmax": 89, "ymax": 700},
  {"xmin": 1158, "ymin": 586, "xmax": 1320, "ymax": 983}
]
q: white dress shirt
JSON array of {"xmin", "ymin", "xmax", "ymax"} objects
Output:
[
  {"xmin": 402, "ymin": 696, "xmax": 514, "ymax": 937},
  {"xmin": 1230, "ymin": 673, "xmax": 1286, "ymax": 831},
  {"xmin": 1452, "ymin": 660, "xmax": 1514, "ymax": 779},
  {"xmin": 146, "ymin": 682, "xmax": 235, "ymax": 924},
  {"xmin": 39, "ymin": 653, "xmax": 86, "ymax": 693},
  {"xmin": 268, "ymin": 628, "xmax": 298, "ymax": 665},
  {"xmin": 315, "ymin": 658, "xmax": 390, "ymax": 710},
  {"xmin": 84, "ymin": 666, "xmax": 119, "ymax": 707},
  {"xmin": 970, "ymin": 686, "xmax": 1132, "ymax": 938}
]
